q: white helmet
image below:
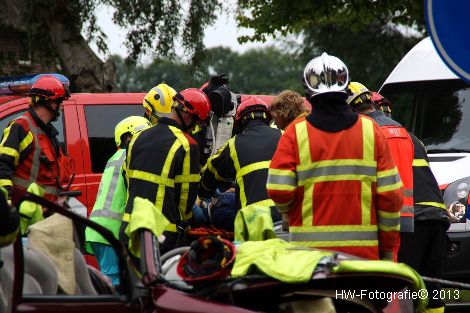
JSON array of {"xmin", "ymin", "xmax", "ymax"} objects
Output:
[{"xmin": 303, "ymin": 52, "xmax": 349, "ymax": 99}]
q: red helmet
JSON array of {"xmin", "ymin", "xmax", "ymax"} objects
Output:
[
  {"xmin": 174, "ymin": 88, "xmax": 211, "ymax": 121},
  {"xmin": 235, "ymin": 96, "xmax": 270, "ymax": 121},
  {"xmin": 30, "ymin": 76, "xmax": 69, "ymax": 100},
  {"xmin": 177, "ymin": 236, "xmax": 235, "ymax": 284},
  {"xmin": 370, "ymin": 92, "xmax": 391, "ymax": 108}
]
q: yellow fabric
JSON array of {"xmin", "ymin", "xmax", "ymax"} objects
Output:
[
  {"xmin": 234, "ymin": 200, "xmax": 275, "ymax": 242},
  {"xmin": 28, "ymin": 213, "xmax": 75, "ymax": 294},
  {"xmin": 416, "ymin": 201, "xmax": 446, "ymax": 210},
  {"xmin": 413, "ymin": 159, "xmax": 429, "ymax": 167},
  {"xmin": 0, "ymin": 228, "xmax": 18, "ymax": 247},
  {"xmin": 19, "ymin": 183, "xmax": 45, "ymax": 235},
  {"xmin": 231, "ymin": 239, "xmax": 333, "ymax": 283},
  {"xmin": 332, "ymin": 260, "xmax": 428, "ymax": 312},
  {"xmin": 125, "ymin": 197, "xmax": 170, "ymax": 258},
  {"xmin": 423, "ymin": 307, "xmax": 445, "ymax": 313}
]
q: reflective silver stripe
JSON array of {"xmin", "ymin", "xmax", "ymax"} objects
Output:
[
  {"xmin": 90, "ymin": 209, "xmax": 123, "ymax": 221},
  {"xmin": 403, "ymin": 189, "xmax": 413, "ymax": 197},
  {"xmin": 378, "ymin": 215, "xmax": 400, "ymax": 228},
  {"xmin": 377, "ymin": 173, "xmax": 401, "ymax": 187},
  {"xmin": 289, "ymin": 231, "xmax": 378, "ymax": 242},
  {"xmin": 401, "ymin": 205, "xmax": 414, "ymax": 214},
  {"xmin": 11, "ymin": 177, "xmax": 58, "ymax": 194},
  {"xmin": 267, "ymin": 173, "xmax": 297, "ymax": 186},
  {"xmin": 103, "ymin": 151, "xmax": 126, "ymax": 210},
  {"xmin": 297, "ymin": 165, "xmax": 376, "ymax": 181}
]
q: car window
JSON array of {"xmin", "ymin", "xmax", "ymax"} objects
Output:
[
  {"xmin": 84, "ymin": 105, "xmax": 142, "ymax": 173},
  {"xmin": 0, "ymin": 110, "xmax": 66, "ymax": 152}
]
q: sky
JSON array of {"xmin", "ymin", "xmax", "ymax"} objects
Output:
[{"xmin": 94, "ymin": 5, "xmax": 271, "ymax": 62}]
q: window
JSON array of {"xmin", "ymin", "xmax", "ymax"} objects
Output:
[
  {"xmin": 84, "ymin": 105, "xmax": 142, "ymax": 173},
  {"xmin": 0, "ymin": 110, "xmax": 65, "ymax": 152}
]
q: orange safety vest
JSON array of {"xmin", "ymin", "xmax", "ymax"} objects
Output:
[
  {"xmin": 267, "ymin": 116, "xmax": 403, "ymax": 260},
  {"xmin": 11, "ymin": 112, "xmax": 63, "ymax": 205},
  {"xmin": 379, "ymin": 125, "xmax": 414, "ymax": 232}
]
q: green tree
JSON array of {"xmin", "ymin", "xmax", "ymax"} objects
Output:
[{"xmin": 114, "ymin": 47, "xmax": 305, "ymax": 95}]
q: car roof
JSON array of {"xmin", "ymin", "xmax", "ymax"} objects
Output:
[{"xmin": 381, "ymin": 37, "xmax": 459, "ymax": 89}]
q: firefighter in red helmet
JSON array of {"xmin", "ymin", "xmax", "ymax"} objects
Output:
[
  {"xmin": 0, "ymin": 75, "xmax": 73, "ymax": 207},
  {"xmin": 199, "ymin": 96, "xmax": 283, "ymax": 237},
  {"xmin": 121, "ymin": 88, "xmax": 211, "ymax": 255}
]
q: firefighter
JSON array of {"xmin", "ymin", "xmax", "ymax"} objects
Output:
[
  {"xmin": 198, "ymin": 96, "xmax": 283, "ymax": 229},
  {"xmin": 85, "ymin": 116, "xmax": 151, "ymax": 286},
  {"xmin": 347, "ymin": 82, "xmax": 415, "ymax": 259},
  {"xmin": 142, "ymin": 83, "xmax": 177, "ymax": 125},
  {"xmin": 370, "ymin": 93, "xmax": 449, "ymax": 313},
  {"xmin": 0, "ymin": 76, "xmax": 72, "ymax": 207},
  {"xmin": 270, "ymin": 90, "xmax": 308, "ymax": 130},
  {"xmin": 267, "ymin": 53, "xmax": 403, "ymax": 261},
  {"xmin": 120, "ymin": 88, "xmax": 210, "ymax": 255}
]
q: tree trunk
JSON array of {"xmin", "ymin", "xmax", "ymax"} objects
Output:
[{"xmin": 0, "ymin": 0, "xmax": 116, "ymax": 92}]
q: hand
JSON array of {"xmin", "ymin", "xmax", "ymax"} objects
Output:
[{"xmin": 209, "ymin": 73, "xmax": 229, "ymax": 87}]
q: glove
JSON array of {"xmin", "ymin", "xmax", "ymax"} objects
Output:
[
  {"xmin": 202, "ymin": 73, "xmax": 230, "ymax": 96},
  {"xmin": 209, "ymin": 73, "xmax": 229, "ymax": 87}
]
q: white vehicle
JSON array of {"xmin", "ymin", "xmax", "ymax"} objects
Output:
[{"xmin": 380, "ymin": 37, "xmax": 470, "ymax": 281}]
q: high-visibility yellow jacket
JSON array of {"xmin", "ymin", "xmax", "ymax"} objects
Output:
[
  {"xmin": 119, "ymin": 117, "xmax": 200, "ymax": 253},
  {"xmin": 267, "ymin": 115, "xmax": 403, "ymax": 261}
]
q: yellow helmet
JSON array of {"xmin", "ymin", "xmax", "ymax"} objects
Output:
[
  {"xmin": 143, "ymin": 83, "xmax": 177, "ymax": 124},
  {"xmin": 346, "ymin": 82, "xmax": 372, "ymax": 105},
  {"xmin": 114, "ymin": 116, "xmax": 152, "ymax": 148}
]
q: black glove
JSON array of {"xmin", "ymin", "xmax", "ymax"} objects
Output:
[{"xmin": 202, "ymin": 73, "xmax": 230, "ymax": 96}]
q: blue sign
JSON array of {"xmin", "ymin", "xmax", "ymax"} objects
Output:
[{"xmin": 425, "ymin": 0, "xmax": 470, "ymax": 83}]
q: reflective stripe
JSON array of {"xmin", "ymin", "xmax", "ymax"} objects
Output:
[
  {"xmin": 229, "ymin": 138, "xmax": 250, "ymax": 207},
  {"xmin": 122, "ymin": 213, "xmax": 177, "ymax": 232},
  {"xmin": 377, "ymin": 172, "xmax": 401, "ymax": 187},
  {"xmin": 0, "ymin": 125, "xmax": 10, "ymax": 145},
  {"xmin": 416, "ymin": 201, "xmax": 446, "ymax": 210},
  {"xmin": 295, "ymin": 121, "xmax": 313, "ymax": 227},
  {"xmin": 289, "ymin": 230, "xmax": 378, "ymax": 242},
  {"xmin": 266, "ymin": 173, "xmax": 297, "ymax": 187},
  {"xmin": 297, "ymin": 165, "xmax": 376, "ymax": 181},
  {"xmin": 170, "ymin": 126, "xmax": 193, "ymax": 220},
  {"xmin": 401, "ymin": 205, "xmax": 414, "ymax": 214},
  {"xmin": 0, "ymin": 179, "xmax": 12, "ymax": 187},
  {"xmin": 90, "ymin": 209, "xmax": 123, "ymax": 221},
  {"xmin": 361, "ymin": 117, "xmax": 374, "ymax": 161},
  {"xmin": 0, "ymin": 147, "xmax": 19, "ymax": 165},
  {"xmin": 155, "ymin": 139, "xmax": 181, "ymax": 211},
  {"xmin": 404, "ymin": 188, "xmax": 414, "ymax": 197},
  {"xmin": 19, "ymin": 132, "xmax": 33, "ymax": 153},
  {"xmin": 102, "ymin": 151, "xmax": 126, "ymax": 212},
  {"xmin": 175, "ymin": 174, "xmax": 200, "ymax": 183},
  {"xmin": 295, "ymin": 121, "xmax": 311, "ymax": 165},
  {"xmin": 127, "ymin": 169, "xmax": 174, "ymax": 187},
  {"xmin": 289, "ymin": 240, "xmax": 378, "ymax": 248},
  {"xmin": 275, "ymin": 199, "xmax": 293, "ymax": 213},
  {"xmin": 207, "ymin": 159, "xmax": 226, "ymax": 181},
  {"xmin": 236, "ymin": 160, "xmax": 271, "ymax": 180},
  {"xmin": 377, "ymin": 210, "xmax": 400, "ymax": 229},
  {"xmin": 412, "ymin": 159, "xmax": 429, "ymax": 167}
]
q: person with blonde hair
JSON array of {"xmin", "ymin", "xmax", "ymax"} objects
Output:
[{"xmin": 270, "ymin": 90, "xmax": 308, "ymax": 130}]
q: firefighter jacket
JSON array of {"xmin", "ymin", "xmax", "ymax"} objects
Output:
[
  {"xmin": 119, "ymin": 117, "xmax": 200, "ymax": 252},
  {"xmin": 199, "ymin": 119, "xmax": 283, "ymax": 214},
  {"xmin": 367, "ymin": 110, "xmax": 414, "ymax": 232},
  {"xmin": 267, "ymin": 115, "xmax": 403, "ymax": 261},
  {"xmin": 409, "ymin": 133, "xmax": 449, "ymax": 227},
  {"xmin": 85, "ymin": 148, "xmax": 127, "ymax": 252},
  {"xmin": 0, "ymin": 109, "xmax": 64, "ymax": 206}
]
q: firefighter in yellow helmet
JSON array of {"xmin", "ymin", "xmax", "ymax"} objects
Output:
[
  {"xmin": 142, "ymin": 83, "xmax": 177, "ymax": 125},
  {"xmin": 85, "ymin": 116, "xmax": 151, "ymax": 286}
]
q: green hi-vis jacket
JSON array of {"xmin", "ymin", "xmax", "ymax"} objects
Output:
[{"xmin": 85, "ymin": 149, "xmax": 126, "ymax": 251}]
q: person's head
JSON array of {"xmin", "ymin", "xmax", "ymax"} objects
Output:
[
  {"xmin": 172, "ymin": 88, "xmax": 211, "ymax": 132},
  {"xmin": 302, "ymin": 52, "xmax": 349, "ymax": 104},
  {"xmin": 143, "ymin": 83, "xmax": 177, "ymax": 125},
  {"xmin": 346, "ymin": 82, "xmax": 375, "ymax": 113},
  {"xmin": 235, "ymin": 96, "xmax": 271, "ymax": 132},
  {"xmin": 270, "ymin": 90, "xmax": 306, "ymax": 130},
  {"xmin": 30, "ymin": 76, "xmax": 70, "ymax": 123},
  {"xmin": 370, "ymin": 92, "xmax": 392, "ymax": 117},
  {"xmin": 114, "ymin": 116, "xmax": 152, "ymax": 149}
]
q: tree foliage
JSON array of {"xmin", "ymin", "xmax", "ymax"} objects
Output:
[{"xmin": 114, "ymin": 46, "xmax": 304, "ymax": 95}]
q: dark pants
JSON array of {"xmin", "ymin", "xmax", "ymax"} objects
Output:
[{"xmin": 398, "ymin": 220, "xmax": 449, "ymax": 308}]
